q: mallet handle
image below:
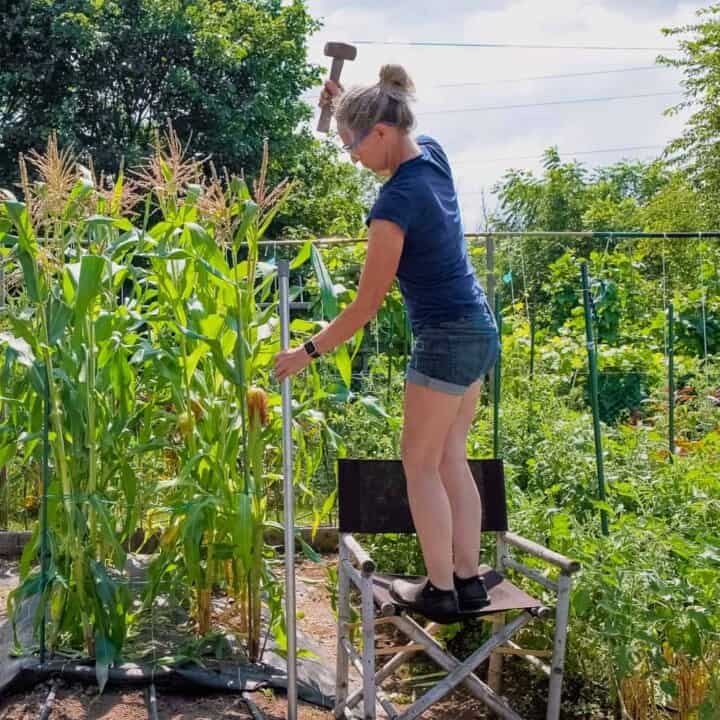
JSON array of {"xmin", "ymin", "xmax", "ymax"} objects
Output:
[{"xmin": 317, "ymin": 57, "xmax": 344, "ymax": 133}]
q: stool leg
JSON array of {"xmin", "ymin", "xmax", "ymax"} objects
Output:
[
  {"xmin": 489, "ymin": 533, "xmax": 510, "ymax": 713},
  {"xmin": 360, "ymin": 572, "xmax": 377, "ymax": 719},
  {"xmin": 335, "ymin": 539, "xmax": 351, "ymax": 718},
  {"xmin": 487, "ymin": 612, "xmax": 505, "ymax": 700},
  {"xmin": 547, "ymin": 573, "xmax": 572, "ymax": 720}
]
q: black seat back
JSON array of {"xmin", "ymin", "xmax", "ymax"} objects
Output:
[{"xmin": 338, "ymin": 459, "xmax": 508, "ymax": 534}]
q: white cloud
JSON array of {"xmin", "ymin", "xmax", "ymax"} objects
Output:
[{"xmin": 304, "ymin": 0, "xmax": 703, "ymax": 228}]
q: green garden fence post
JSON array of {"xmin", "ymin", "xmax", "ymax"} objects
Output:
[
  {"xmin": 529, "ymin": 310, "xmax": 536, "ymax": 380},
  {"xmin": 493, "ymin": 295, "xmax": 502, "ymax": 459},
  {"xmin": 486, "ymin": 234, "xmax": 496, "ymax": 408},
  {"xmin": 668, "ymin": 301, "xmax": 675, "ymax": 458},
  {"xmin": 581, "ymin": 262, "xmax": 609, "ymax": 536},
  {"xmin": 39, "ymin": 364, "xmax": 51, "ymax": 664},
  {"xmin": 386, "ymin": 309, "xmax": 394, "ymax": 404},
  {"xmin": 0, "ymin": 262, "xmax": 6, "ymax": 529}
]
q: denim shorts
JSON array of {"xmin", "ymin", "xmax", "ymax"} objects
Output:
[{"xmin": 406, "ymin": 302, "xmax": 500, "ymax": 396}]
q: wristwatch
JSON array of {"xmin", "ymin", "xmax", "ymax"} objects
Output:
[{"xmin": 303, "ymin": 339, "xmax": 321, "ymax": 359}]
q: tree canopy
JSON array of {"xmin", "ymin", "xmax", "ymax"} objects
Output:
[
  {"xmin": 0, "ymin": 0, "xmax": 320, "ymax": 182},
  {"xmin": 661, "ymin": 4, "xmax": 720, "ymax": 225}
]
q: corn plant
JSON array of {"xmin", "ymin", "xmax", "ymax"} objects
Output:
[
  {"xmin": 134, "ymin": 138, "xmax": 296, "ymax": 661},
  {"xmin": 0, "ymin": 130, "xmax": 329, "ymax": 680},
  {"xmin": 1, "ymin": 138, "xmax": 149, "ymax": 687}
]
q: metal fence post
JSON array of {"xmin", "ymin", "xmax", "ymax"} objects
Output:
[
  {"xmin": 580, "ymin": 263, "xmax": 609, "ymax": 536},
  {"xmin": 493, "ymin": 295, "xmax": 502, "ymax": 459},
  {"xmin": 39, "ymin": 364, "xmax": 51, "ymax": 664},
  {"xmin": 486, "ymin": 234, "xmax": 496, "ymax": 406},
  {"xmin": 278, "ymin": 260, "xmax": 298, "ymax": 719},
  {"xmin": 667, "ymin": 301, "xmax": 675, "ymax": 459}
]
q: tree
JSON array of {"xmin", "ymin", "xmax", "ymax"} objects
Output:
[
  {"xmin": 660, "ymin": 4, "xmax": 720, "ymax": 224},
  {"xmin": 0, "ymin": 0, "xmax": 321, "ymax": 184},
  {"xmin": 490, "ymin": 148, "xmax": 668, "ymax": 311},
  {"xmin": 493, "ymin": 148, "xmax": 589, "ymax": 234},
  {"xmin": 275, "ymin": 137, "xmax": 378, "ymax": 239}
]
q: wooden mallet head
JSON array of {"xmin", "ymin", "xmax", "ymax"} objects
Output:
[{"xmin": 317, "ymin": 42, "xmax": 357, "ymax": 133}]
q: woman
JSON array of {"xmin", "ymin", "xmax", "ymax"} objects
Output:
[{"xmin": 274, "ymin": 64, "xmax": 499, "ymax": 621}]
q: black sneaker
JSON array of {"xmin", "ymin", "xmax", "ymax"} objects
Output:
[
  {"xmin": 454, "ymin": 573, "xmax": 490, "ymax": 612},
  {"xmin": 389, "ymin": 578, "xmax": 459, "ymax": 623}
]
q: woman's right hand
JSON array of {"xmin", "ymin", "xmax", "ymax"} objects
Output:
[{"xmin": 319, "ymin": 79, "xmax": 343, "ymax": 109}]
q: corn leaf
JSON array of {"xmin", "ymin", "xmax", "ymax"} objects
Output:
[
  {"xmin": 75, "ymin": 255, "xmax": 107, "ymax": 318},
  {"xmin": 310, "ymin": 245, "xmax": 338, "ymax": 319}
]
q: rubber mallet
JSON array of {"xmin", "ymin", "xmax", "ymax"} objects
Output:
[{"xmin": 317, "ymin": 42, "xmax": 357, "ymax": 133}]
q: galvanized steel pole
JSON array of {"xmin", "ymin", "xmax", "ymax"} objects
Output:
[
  {"xmin": 278, "ymin": 260, "xmax": 298, "ymax": 719},
  {"xmin": 39, "ymin": 364, "xmax": 50, "ymax": 664}
]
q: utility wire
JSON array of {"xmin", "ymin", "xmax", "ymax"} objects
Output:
[
  {"xmin": 418, "ymin": 90, "xmax": 682, "ymax": 115},
  {"xmin": 452, "ymin": 143, "xmax": 665, "ymax": 167},
  {"xmin": 458, "ymin": 146, "xmax": 665, "ymax": 196},
  {"xmin": 302, "ymin": 65, "xmax": 671, "ymax": 100},
  {"xmin": 351, "ymin": 39, "xmax": 678, "ymax": 51},
  {"xmin": 436, "ymin": 65, "xmax": 667, "ymax": 87}
]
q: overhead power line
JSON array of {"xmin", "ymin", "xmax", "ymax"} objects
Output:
[
  {"xmin": 436, "ymin": 65, "xmax": 666, "ymax": 88},
  {"xmin": 302, "ymin": 65, "xmax": 671, "ymax": 100},
  {"xmin": 452, "ymin": 144, "xmax": 665, "ymax": 166},
  {"xmin": 457, "ymin": 146, "xmax": 666, "ymax": 196},
  {"xmin": 351, "ymin": 39, "xmax": 678, "ymax": 51},
  {"xmin": 418, "ymin": 90, "xmax": 682, "ymax": 115}
]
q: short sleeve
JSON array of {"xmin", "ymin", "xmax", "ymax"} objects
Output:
[{"xmin": 365, "ymin": 181, "xmax": 415, "ymax": 232}]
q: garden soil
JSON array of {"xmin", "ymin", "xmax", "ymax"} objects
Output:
[
  {"xmin": 1, "ymin": 557, "xmax": 606, "ymax": 719},
  {"xmin": 0, "ymin": 557, "xmax": 335, "ymax": 717}
]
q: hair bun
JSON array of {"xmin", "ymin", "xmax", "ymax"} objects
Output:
[{"xmin": 378, "ymin": 64, "xmax": 416, "ymax": 98}]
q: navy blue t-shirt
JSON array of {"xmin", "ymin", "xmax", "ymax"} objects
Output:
[{"xmin": 366, "ymin": 135, "xmax": 486, "ymax": 330}]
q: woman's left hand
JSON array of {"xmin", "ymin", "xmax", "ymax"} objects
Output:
[{"xmin": 274, "ymin": 347, "xmax": 312, "ymax": 382}]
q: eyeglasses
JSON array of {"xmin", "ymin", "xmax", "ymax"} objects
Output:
[
  {"xmin": 342, "ymin": 127, "xmax": 373, "ymax": 153},
  {"xmin": 341, "ymin": 122, "xmax": 397, "ymax": 153}
]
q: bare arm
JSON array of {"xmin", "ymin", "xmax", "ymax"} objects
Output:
[
  {"xmin": 313, "ymin": 220, "xmax": 404, "ymax": 353},
  {"xmin": 273, "ymin": 220, "xmax": 404, "ymax": 381}
]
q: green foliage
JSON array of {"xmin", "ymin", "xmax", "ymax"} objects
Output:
[
  {"xmin": 0, "ymin": 0, "xmax": 320, "ymax": 183},
  {"xmin": 490, "ymin": 149, "xmax": 716, "ymax": 334},
  {"xmin": 275, "ymin": 138, "xmax": 378, "ymax": 239},
  {"xmin": 0, "ymin": 131, "xmax": 365, "ymax": 681},
  {"xmin": 661, "ymin": 5, "xmax": 720, "ymax": 225},
  {"xmin": 481, "ymin": 358, "xmax": 719, "ymax": 708},
  {"xmin": 0, "ymin": 0, "xmax": 377, "ymax": 243}
]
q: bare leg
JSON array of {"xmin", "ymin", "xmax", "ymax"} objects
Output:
[
  {"xmin": 439, "ymin": 379, "xmax": 484, "ymax": 578},
  {"xmin": 401, "ymin": 381, "xmax": 463, "ymax": 590}
]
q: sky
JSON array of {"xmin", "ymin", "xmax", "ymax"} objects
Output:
[{"xmin": 301, "ymin": 0, "xmax": 704, "ymax": 230}]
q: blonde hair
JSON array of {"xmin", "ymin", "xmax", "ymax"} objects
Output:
[{"xmin": 334, "ymin": 64, "xmax": 416, "ymax": 137}]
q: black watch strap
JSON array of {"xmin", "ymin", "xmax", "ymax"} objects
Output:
[{"xmin": 304, "ymin": 339, "xmax": 321, "ymax": 359}]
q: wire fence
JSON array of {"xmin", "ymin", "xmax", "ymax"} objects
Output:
[
  {"xmin": 1, "ymin": 231, "xmax": 718, "ymax": 530},
  {"xmin": 0, "ymin": 231, "xmax": 718, "ymax": 673},
  {"xmin": 275, "ymin": 231, "xmax": 720, "ymax": 537}
]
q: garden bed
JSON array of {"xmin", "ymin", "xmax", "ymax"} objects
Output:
[
  {"xmin": 0, "ymin": 556, "xmax": 612, "ymax": 720},
  {"xmin": 0, "ymin": 528, "xmax": 339, "ymax": 561}
]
